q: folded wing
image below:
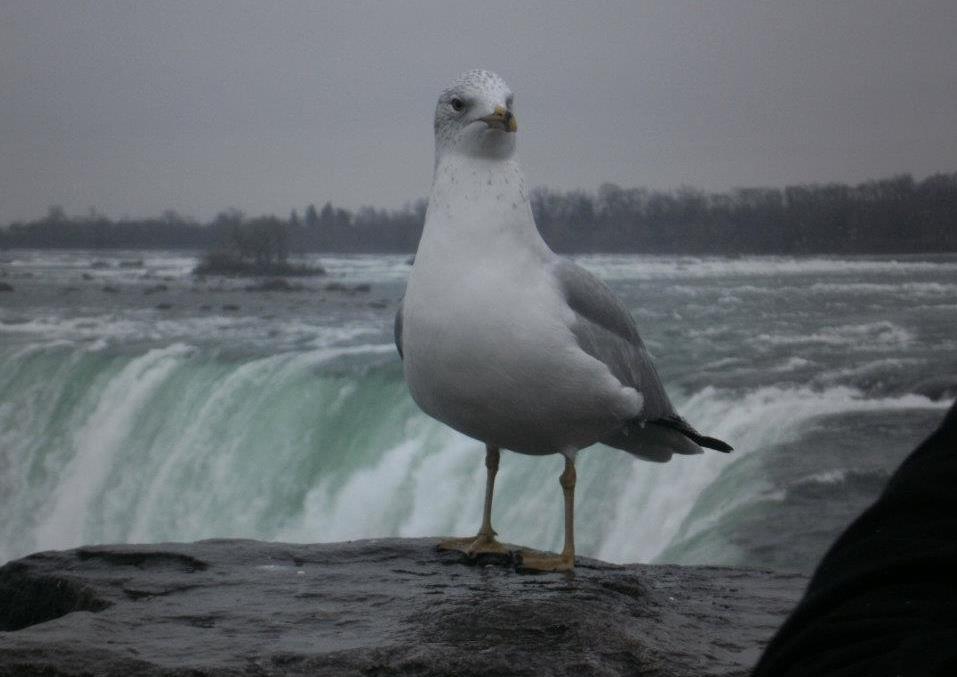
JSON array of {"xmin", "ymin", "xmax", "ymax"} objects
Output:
[{"xmin": 553, "ymin": 260, "xmax": 731, "ymax": 461}]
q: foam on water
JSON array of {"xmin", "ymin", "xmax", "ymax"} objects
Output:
[
  {"xmin": 773, "ymin": 356, "xmax": 815, "ymax": 372},
  {"xmin": 316, "ymin": 255, "xmax": 414, "ymax": 283},
  {"xmin": 576, "ymin": 255, "xmax": 957, "ymax": 281},
  {"xmin": 808, "ymin": 281, "xmax": 957, "ymax": 296},
  {"xmin": 755, "ymin": 321, "xmax": 914, "ymax": 349},
  {"xmin": 815, "ymin": 357, "xmax": 926, "ymax": 384},
  {"xmin": 800, "ymin": 469, "xmax": 849, "ymax": 485},
  {"xmin": 0, "ymin": 311, "xmax": 384, "ymax": 353}
]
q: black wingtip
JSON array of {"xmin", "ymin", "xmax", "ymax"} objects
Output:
[
  {"xmin": 652, "ymin": 416, "xmax": 734, "ymax": 453},
  {"xmin": 697, "ymin": 435, "xmax": 733, "ymax": 453}
]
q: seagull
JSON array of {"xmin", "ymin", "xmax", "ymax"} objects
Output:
[{"xmin": 395, "ymin": 69, "xmax": 731, "ymax": 571}]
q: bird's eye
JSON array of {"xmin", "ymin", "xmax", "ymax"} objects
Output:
[{"xmin": 450, "ymin": 97, "xmax": 464, "ymax": 112}]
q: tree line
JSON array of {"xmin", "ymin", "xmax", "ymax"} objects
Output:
[{"xmin": 2, "ymin": 172, "xmax": 955, "ymax": 254}]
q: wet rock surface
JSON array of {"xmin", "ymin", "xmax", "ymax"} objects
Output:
[{"xmin": 0, "ymin": 538, "xmax": 805, "ymax": 676}]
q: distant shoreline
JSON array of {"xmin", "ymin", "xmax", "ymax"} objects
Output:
[{"xmin": 2, "ymin": 171, "xmax": 955, "ymax": 255}]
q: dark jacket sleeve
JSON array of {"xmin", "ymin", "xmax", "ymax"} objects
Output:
[{"xmin": 753, "ymin": 400, "xmax": 957, "ymax": 677}]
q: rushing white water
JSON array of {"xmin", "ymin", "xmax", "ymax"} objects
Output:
[{"xmin": 1, "ymin": 251, "xmax": 955, "ymax": 571}]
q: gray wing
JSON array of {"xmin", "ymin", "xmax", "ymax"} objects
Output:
[
  {"xmin": 554, "ymin": 259, "xmax": 733, "ymax": 458},
  {"xmin": 394, "ymin": 299, "xmax": 404, "ymax": 360},
  {"xmin": 554, "ymin": 259, "xmax": 673, "ymax": 421}
]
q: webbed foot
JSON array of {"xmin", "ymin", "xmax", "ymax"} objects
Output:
[
  {"xmin": 517, "ymin": 549, "xmax": 575, "ymax": 572},
  {"xmin": 438, "ymin": 532, "xmax": 510, "ymax": 557}
]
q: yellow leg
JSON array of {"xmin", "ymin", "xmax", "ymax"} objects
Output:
[
  {"xmin": 438, "ymin": 445, "xmax": 509, "ymax": 556},
  {"xmin": 519, "ymin": 454, "xmax": 576, "ymax": 572}
]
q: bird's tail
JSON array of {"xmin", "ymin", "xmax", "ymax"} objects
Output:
[
  {"xmin": 655, "ymin": 415, "xmax": 733, "ymax": 452},
  {"xmin": 602, "ymin": 414, "xmax": 732, "ymax": 462}
]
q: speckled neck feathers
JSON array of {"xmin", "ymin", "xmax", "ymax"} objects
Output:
[{"xmin": 424, "ymin": 70, "xmax": 545, "ymax": 256}]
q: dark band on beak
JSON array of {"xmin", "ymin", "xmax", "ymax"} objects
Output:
[{"xmin": 480, "ymin": 106, "xmax": 518, "ymax": 133}]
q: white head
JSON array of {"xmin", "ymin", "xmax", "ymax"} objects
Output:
[{"xmin": 434, "ymin": 69, "xmax": 517, "ymax": 165}]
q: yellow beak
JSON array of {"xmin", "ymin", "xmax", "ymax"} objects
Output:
[{"xmin": 479, "ymin": 106, "xmax": 518, "ymax": 133}]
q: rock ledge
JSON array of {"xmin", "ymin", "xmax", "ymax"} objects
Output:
[{"xmin": 0, "ymin": 538, "xmax": 805, "ymax": 676}]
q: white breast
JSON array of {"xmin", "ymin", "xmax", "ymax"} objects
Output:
[{"xmin": 404, "ymin": 240, "xmax": 637, "ymax": 454}]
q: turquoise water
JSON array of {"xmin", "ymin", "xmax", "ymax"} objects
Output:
[{"xmin": 1, "ymin": 251, "xmax": 954, "ymax": 571}]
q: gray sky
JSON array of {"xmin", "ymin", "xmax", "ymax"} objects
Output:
[{"xmin": 2, "ymin": 0, "xmax": 955, "ymax": 223}]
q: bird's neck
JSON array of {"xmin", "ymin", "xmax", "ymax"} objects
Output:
[{"xmin": 421, "ymin": 153, "xmax": 550, "ymax": 260}]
